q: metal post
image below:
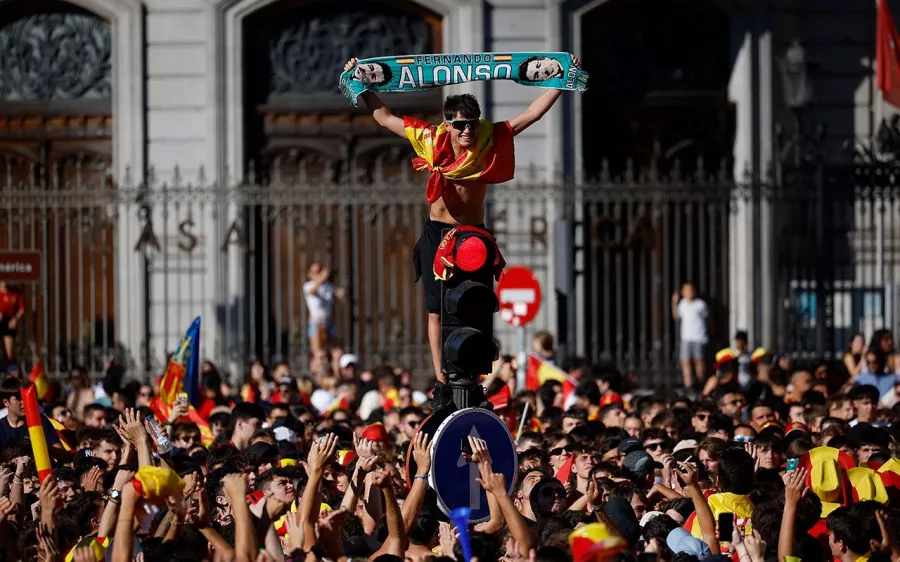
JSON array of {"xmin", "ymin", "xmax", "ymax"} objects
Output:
[{"xmin": 516, "ymin": 325, "xmax": 527, "ymax": 391}]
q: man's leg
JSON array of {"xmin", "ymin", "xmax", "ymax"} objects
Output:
[
  {"xmin": 693, "ymin": 356, "xmax": 706, "ymax": 383},
  {"xmin": 428, "ymin": 312, "xmax": 445, "ymax": 384},
  {"xmin": 3, "ymin": 336, "xmax": 13, "ymax": 361},
  {"xmin": 679, "ymin": 341, "xmax": 693, "ymax": 388}
]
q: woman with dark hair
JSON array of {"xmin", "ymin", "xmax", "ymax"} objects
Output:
[
  {"xmin": 843, "ymin": 333, "xmax": 865, "ymax": 377},
  {"xmin": 866, "ymin": 329, "xmax": 897, "ymax": 374},
  {"xmin": 240, "ymin": 360, "xmax": 272, "ymax": 404}
]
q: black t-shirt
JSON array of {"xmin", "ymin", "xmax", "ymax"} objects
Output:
[{"xmin": 0, "ymin": 415, "xmax": 61, "ymax": 448}]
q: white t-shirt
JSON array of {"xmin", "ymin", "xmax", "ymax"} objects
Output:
[
  {"xmin": 304, "ymin": 281, "xmax": 335, "ymax": 324},
  {"xmin": 677, "ymin": 298, "xmax": 709, "ymax": 343}
]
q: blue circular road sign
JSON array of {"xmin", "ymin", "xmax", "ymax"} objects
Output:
[{"xmin": 429, "ymin": 408, "xmax": 518, "ymax": 522}]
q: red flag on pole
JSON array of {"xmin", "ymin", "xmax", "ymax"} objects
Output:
[{"xmin": 877, "ymin": 0, "xmax": 900, "ymax": 107}]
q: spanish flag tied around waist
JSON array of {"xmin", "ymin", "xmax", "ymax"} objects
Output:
[
  {"xmin": 339, "ymin": 52, "xmax": 589, "ymax": 106},
  {"xmin": 159, "ymin": 317, "xmax": 201, "ymax": 408},
  {"xmin": 404, "ymin": 116, "xmax": 515, "ymax": 204}
]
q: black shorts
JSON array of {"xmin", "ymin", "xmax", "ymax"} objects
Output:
[
  {"xmin": 0, "ymin": 318, "xmax": 17, "ymax": 338},
  {"xmin": 414, "ymin": 220, "xmax": 453, "ymax": 314},
  {"xmin": 413, "ymin": 219, "xmax": 487, "ymax": 314}
]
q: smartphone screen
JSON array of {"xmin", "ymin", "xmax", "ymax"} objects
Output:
[
  {"xmin": 786, "ymin": 457, "xmax": 799, "ymax": 471},
  {"xmin": 718, "ymin": 513, "xmax": 734, "ymax": 542},
  {"xmin": 460, "ymin": 438, "xmax": 473, "ymax": 458}
]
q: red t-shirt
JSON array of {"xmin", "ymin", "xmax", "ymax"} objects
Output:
[{"xmin": 0, "ymin": 291, "xmax": 23, "ymax": 318}]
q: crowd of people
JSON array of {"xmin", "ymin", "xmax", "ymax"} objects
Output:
[{"xmin": 0, "ymin": 331, "xmax": 898, "ymax": 562}]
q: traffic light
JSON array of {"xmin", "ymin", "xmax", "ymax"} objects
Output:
[{"xmin": 440, "ymin": 230, "xmax": 500, "ymax": 377}]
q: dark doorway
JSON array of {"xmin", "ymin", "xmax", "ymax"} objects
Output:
[{"xmin": 579, "ymin": 0, "xmax": 735, "ymax": 177}]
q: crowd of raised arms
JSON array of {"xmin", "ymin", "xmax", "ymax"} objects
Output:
[{"xmin": 0, "ymin": 334, "xmax": 898, "ymax": 562}]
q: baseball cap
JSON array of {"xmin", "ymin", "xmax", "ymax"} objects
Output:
[
  {"xmin": 247, "ymin": 442, "xmax": 278, "ymax": 461},
  {"xmin": 667, "ymin": 527, "xmax": 711, "ymax": 558},
  {"xmin": 273, "ymin": 426, "xmax": 298, "ymax": 444},
  {"xmin": 673, "ymin": 439, "xmax": 698, "ymax": 454},
  {"xmin": 622, "ymin": 450, "xmax": 662, "ymax": 479},
  {"xmin": 618, "ymin": 437, "xmax": 643, "ymax": 455},
  {"xmin": 339, "ymin": 354, "xmax": 359, "ymax": 369}
]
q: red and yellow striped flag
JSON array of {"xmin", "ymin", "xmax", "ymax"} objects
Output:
[
  {"xmin": 404, "ymin": 116, "xmax": 515, "ymax": 204},
  {"xmin": 21, "ymin": 384, "xmax": 52, "ymax": 483},
  {"xmin": 525, "ymin": 354, "xmax": 577, "ymax": 403},
  {"xmin": 29, "ymin": 362, "xmax": 49, "ymax": 401},
  {"xmin": 149, "ymin": 397, "xmax": 213, "ymax": 447},
  {"xmin": 322, "ymin": 395, "xmax": 350, "ymax": 416},
  {"xmin": 48, "ymin": 417, "xmax": 74, "ymax": 452}
]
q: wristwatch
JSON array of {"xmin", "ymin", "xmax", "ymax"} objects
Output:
[{"xmin": 108, "ymin": 488, "xmax": 121, "ymax": 503}]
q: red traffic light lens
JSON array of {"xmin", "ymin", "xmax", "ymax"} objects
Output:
[{"xmin": 456, "ymin": 236, "xmax": 488, "ymax": 272}]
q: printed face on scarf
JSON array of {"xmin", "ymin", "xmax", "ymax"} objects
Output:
[
  {"xmin": 524, "ymin": 58, "xmax": 563, "ymax": 81},
  {"xmin": 353, "ymin": 63, "xmax": 387, "ymax": 85}
]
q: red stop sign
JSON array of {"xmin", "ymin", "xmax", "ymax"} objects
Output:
[{"xmin": 496, "ymin": 266, "xmax": 542, "ymax": 327}]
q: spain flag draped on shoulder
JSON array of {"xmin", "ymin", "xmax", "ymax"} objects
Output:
[
  {"xmin": 154, "ymin": 317, "xmax": 213, "ymax": 446},
  {"xmin": 525, "ymin": 354, "xmax": 577, "ymax": 403},
  {"xmin": 403, "ymin": 116, "xmax": 515, "ymax": 204}
]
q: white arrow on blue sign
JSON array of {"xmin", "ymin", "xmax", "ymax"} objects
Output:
[{"xmin": 429, "ymin": 408, "xmax": 518, "ymax": 523}]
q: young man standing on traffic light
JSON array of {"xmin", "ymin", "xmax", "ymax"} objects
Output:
[{"xmin": 345, "ymin": 56, "xmax": 580, "ymax": 408}]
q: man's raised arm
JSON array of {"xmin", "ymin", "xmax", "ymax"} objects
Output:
[
  {"xmin": 345, "ymin": 58, "xmax": 407, "ymax": 138},
  {"xmin": 508, "ymin": 56, "xmax": 580, "ymax": 136}
]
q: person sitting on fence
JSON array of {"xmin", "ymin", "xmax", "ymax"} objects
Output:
[{"xmin": 344, "ymin": 56, "xmax": 580, "ymax": 410}]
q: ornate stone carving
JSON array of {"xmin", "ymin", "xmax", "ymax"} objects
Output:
[
  {"xmin": 0, "ymin": 12, "xmax": 112, "ymax": 101},
  {"xmin": 268, "ymin": 11, "xmax": 431, "ymax": 95}
]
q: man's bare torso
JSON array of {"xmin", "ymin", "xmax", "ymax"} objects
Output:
[{"xmin": 429, "ymin": 179, "xmax": 487, "ymax": 225}]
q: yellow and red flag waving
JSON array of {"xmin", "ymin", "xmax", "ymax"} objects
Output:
[
  {"xmin": 48, "ymin": 417, "xmax": 74, "ymax": 452},
  {"xmin": 64, "ymin": 536, "xmax": 110, "ymax": 562},
  {"xmin": 149, "ymin": 397, "xmax": 213, "ymax": 447},
  {"xmin": 29, "ymin": 362, "xmax": 50, "ymax": 402},
  {"xmin": 158, "ymin": 317, "xmax": 201, "ymax": 408},
  {"xmin": 404, "ymin": 116, "xmax": 515, "ymax": 204},
  {"xmin": 569, "ymin": 523, "xmax": 627, "ymax": 562},
  {"xmin": 132, "ymin": 466, "xmax": 185, "ymax": 503},
  {"xmin": 526, "ymin": 354, "xmax": 577, "ymax": 402},
  {"xmin": 322, "ymin": 395, "xmax": 350, "ymax": 416}
]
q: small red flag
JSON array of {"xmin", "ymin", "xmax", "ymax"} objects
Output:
[{"xmin": 877, "ymin": 0, "xmax": 900, "ymax": 107}]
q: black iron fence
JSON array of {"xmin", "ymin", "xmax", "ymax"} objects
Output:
[{"xmin": 1, "ymin": 153, "xmax": 899, "ymax": 389}]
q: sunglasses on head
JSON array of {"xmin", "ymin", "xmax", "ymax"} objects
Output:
[
  {"xmin": 448, "ymin": 119, "xmax": 478, "ymax": 132},
  {"xmin": 549, "ymin": 445, "xmax": 575, "ymax": 456}
]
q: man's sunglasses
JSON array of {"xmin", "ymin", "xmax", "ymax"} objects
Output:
[
  {"xmin": 540, "ymin": 487, "xmax": 567, "ymax": 499},
  {"xmin": 448, "ymin": 119, "xmax": 478, "ymax": 132},
  {"xmin": 549, "ymin": 445, "xmax": 575, "ymax": 456}
]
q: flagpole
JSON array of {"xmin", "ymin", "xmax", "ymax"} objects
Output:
[{"xmin": 516, "ymin": 401, "xmax": 529, "ymax": 440}]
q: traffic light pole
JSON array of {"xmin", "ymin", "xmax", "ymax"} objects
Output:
[{"xmin": 438, "ymin": 229, "xmax": 500, "ymax": 412}]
